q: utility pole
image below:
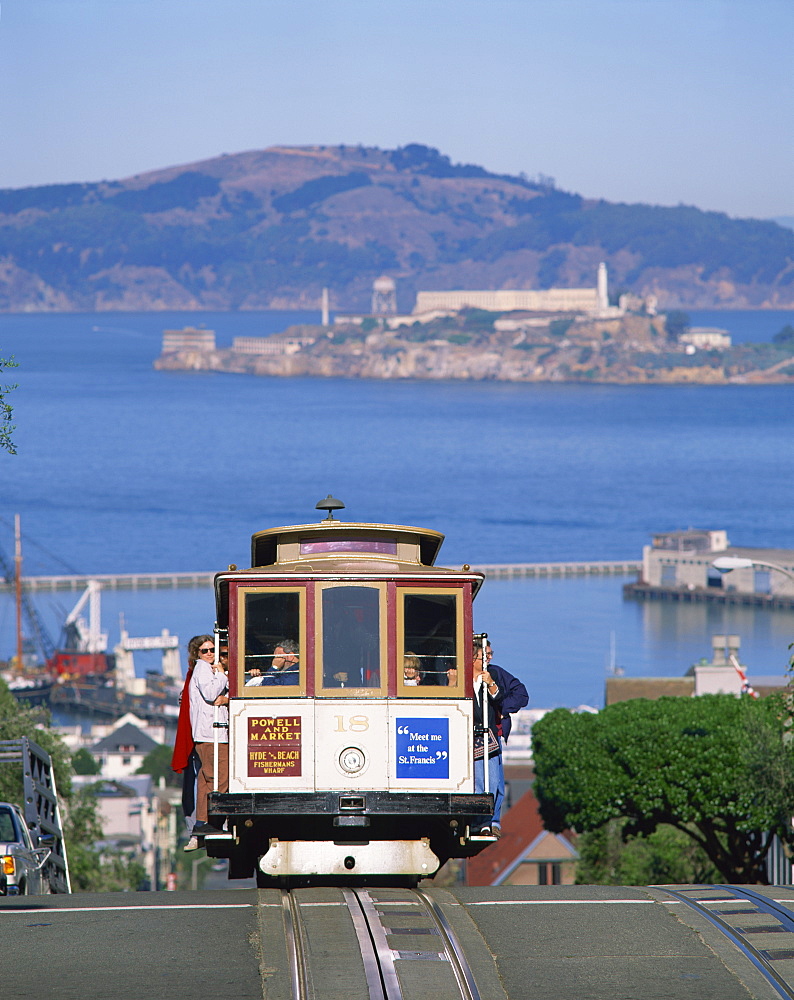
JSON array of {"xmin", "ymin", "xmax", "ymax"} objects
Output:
[{"xmin": 14, "ymin": 513, "xmax": 22, "ymax": 672}]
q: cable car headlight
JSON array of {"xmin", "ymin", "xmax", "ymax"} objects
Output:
[{"xmin": 338, "ymin": 747, "xmax": 366, "ymax": 774}]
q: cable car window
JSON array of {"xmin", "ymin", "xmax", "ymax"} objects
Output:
[
  {"xmin": 239, "ymin": 588, "xmax": 305, "ymax": 696},
  {"xmin": 317, "ymin": 585, "xmax": 384, "ymax": 693},
  {"xmin": 399, "ymin": 590, "xmax": 463, "ymax": 696}
]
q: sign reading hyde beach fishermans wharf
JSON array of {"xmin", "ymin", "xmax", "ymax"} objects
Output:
[{"xmin": 248, "ymin": 717, "xmax": 302, "ymax": 777}]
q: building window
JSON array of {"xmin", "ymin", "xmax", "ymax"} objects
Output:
[
  {"xmin": 399, "ymin": 589, "xmax": 463, "ymax": 693},
  {"xmin": 660, "ymin": 564, "xmax": 677, "ymax": 586},
  {"xmin": 318, "ymin": 584, "xmax": 384, "ymax": 692},
  {"xmin": 537, "ymin": 862, "xmax": 563, "ymax": 885},
  {"xmin": 707, "ymin": 568, "xmax": 723, "ymax": 589},
  {"xmin": 239, "ymin": 587, "xmax": 305, "ymax": 695},
  {"xmin": 755, "ymin": 570, "xmax": 771, "ymax": 595}
]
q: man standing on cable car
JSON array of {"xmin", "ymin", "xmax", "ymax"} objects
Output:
[{"xmin": 485, "ymin": 640, "xmax": 528, "ymax": 837}]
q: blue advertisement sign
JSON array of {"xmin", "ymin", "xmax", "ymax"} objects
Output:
[{"xmin": 396, "ymin": 718, "xmax": 449, "ymax": 779}]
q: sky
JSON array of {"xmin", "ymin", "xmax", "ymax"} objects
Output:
[{"xmin": 0, "ymin": 0, "xmax": 791, "ymax": 220}]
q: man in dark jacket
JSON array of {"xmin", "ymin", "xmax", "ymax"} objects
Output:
[{"xmin": 485, "ymin": 640, "xmax": 528, "ymax": 835}]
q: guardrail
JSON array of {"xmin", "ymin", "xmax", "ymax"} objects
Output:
[{"xmin": 0, "ymin": 560, "xmax": 641, "ymax": 594}]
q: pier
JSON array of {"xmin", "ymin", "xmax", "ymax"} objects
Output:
[
  {"xmin": 471, "ymin": 559, "xmax": 640, "ymax": 579},
  {"xmin": 0, "ymin": 560, "xmax": 641, "ymax": 594},
  {"xmin": 625, "ymin": 580, "xmax": 794, "ymax": 611},
  {"xmin": 0, "ymin": 571, "xmax": 216, "ymax": 594}
]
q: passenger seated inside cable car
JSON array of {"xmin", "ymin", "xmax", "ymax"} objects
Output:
[
  {"xmin": 401, "ymin": 592, "xmax": 459, "ymax": 689},
  {"xmin": 403, "ymin": 652, "xmax": 422, "ymax": 685},
  {"xmin": 245, "ymin": 639, "xmax": 300, "ymax": 685}
]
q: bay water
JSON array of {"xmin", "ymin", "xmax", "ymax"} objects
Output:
[{"xmin": 1, "ymin": 308, "xmax": 793, "ymax": 709}]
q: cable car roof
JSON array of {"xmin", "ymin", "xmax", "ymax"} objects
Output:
[{"xmin": 250, "ymin": 520, "xmax": 446, "ymax": 569}]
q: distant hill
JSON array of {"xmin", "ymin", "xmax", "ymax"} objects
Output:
[{"xmin": 0, "ymin": 143, "xmax": 793, "ymax": 312}]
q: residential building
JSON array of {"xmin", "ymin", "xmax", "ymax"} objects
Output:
[
  {"xmin": 56, "ymin": 712, "xmax": 168, "ymax": 757},
  {"xmin": 232, "ymin": 332, "xmax": 317, "ymax": 355},
  {"xmin": 466, "ymin": 788, "xmax": 578, "ymax": 886},
  {"xmin": 73, "ymin": 774, "xmax": 179, "ymax": 891},
  {"xmin": 90, "ymin": 719, "xmax": 160, "ymax": 779},
  {"xmin": 161, "ymin": 327, "xmax": 216, "ymax": 352},
  {"xmin": 680, "ymin": 327, "xmax": 732, "ymax": 351},
  {"xmin": 605, "ymin": 634, "xmax": 787, "ymax": 706}
]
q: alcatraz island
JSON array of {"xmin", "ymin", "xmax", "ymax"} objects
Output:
[{"xmin": 155, "ymin": 267, "xmax": 794, "ymax": 385}]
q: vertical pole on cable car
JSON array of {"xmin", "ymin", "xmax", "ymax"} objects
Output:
[
  {"xmin": 213, "ymin": 624, "xmax": 220, "ymax": 793},
  {"xmin": 213, "ymin": 704, "xmax": 219, "ymax": 793},
  {"xmin": 480, "ymin": 632, "xmax": 489, "ymax": 797}
]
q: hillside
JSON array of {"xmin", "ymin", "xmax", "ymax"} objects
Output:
[{"xmin": 1, "ymin": 143, "xmax": 793, "ymax": 312}]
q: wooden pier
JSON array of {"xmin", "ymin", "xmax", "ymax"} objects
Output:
[
  {"xmin": 0, "ymin": 571, "xmax": 216, "ymax": 594},
  {"xmin": 625, "ymin": 581, "xmax": 794, "ymax": 611},
  {"xmin": 0, "ymin": 560, "xmax": 641, "ymax": 594},
  {"xmin": 471, "ymin": 559, "xmax": 640, "ymax": 580}
]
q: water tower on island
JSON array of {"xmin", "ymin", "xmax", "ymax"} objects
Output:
[{"xmin": 371, "ymin": 275, "xmax": 397, "ymax": 315}]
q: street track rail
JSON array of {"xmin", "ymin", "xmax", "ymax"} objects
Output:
[
  {"xmin": 283, "ymin": 887, "xmax": 482, "ymax": 1000},
  {"xmin": 657, "ymin": 885, "xmax": 794, "ymax": 1000}
]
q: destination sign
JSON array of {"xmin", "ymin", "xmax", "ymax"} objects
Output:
[
  {"xmin": 395, "ymin": 717, "xmax": 449, "ymax": 780},
  {"xmin": 123, "ymin": 635, "xmax": 179, "ymax": 650},
  {"xmin": 247, "ymin": 716, "xmax": 302, "ymax": 777}
]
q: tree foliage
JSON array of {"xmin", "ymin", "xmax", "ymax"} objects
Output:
[
  {"xmin": 576, "ymin": 821, "xmax": 718, "ymax": 885},
  {"xmin": 65, "ymin": 783, "xmax": 147, "ymax": 893},
  {"xmin": 0, "ymin": 679, "xmax": 144, "ymax": 892},
  {"xmin": 273, "ymin": 171, "xmax": 371, "ymax": 214},
  {"xmin": 773, "ymin": 324, "xmax": 794, "ymax": 347},
  {"xmin": 72, "ymin": 747, "xmax": 101, "ymax": 775},
  {"xmin": 1, "ymin": 352, "xmax": 18, "ymax": 455},
  {"xmin": 136, "ymin": 743, "xmax": 181, "ymax": 787},
  {"xmin": 664, "ymin": 310, "xmax": 690, "ymax": 341},
  {"xmin": 0, "ymin": 682, "xmax": 73, "ymax": 803},
  {"xmin": 533, "ymin": 695, "xmax": 794, "ymax": 883}
]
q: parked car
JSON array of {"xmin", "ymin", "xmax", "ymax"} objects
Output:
[{"xmin": 0, "ymin": 801, "xmax": 52, "ymax": 896}]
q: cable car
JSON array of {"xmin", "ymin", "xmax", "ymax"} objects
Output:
[{"xmin": 205, "ymin": 497, "xmax": 494, "ymax": 886}]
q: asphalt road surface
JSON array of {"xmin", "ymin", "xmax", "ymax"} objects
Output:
[{"xmin": 2, "ymin": 884, "xmax": 793, "ymax": 999}]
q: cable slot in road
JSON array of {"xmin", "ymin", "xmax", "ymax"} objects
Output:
[
  {"xmin": 284, "ymin": 888, "xmax": 482, "ymax": 1000},
  {"xmin": 656, "ymin": 885, "xmax": 794, "ymax": 1000}
]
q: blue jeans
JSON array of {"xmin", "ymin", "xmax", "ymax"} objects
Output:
[{"xmin": 474, "ymin": 752, "xmax": 504, "ymax": 827}]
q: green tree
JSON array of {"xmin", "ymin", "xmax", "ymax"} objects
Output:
[
  {"xmin": 1, "ymin": 352, "xmax": 18, "ymax": 454},
  {"xmin": 65, "ymin": 782, "xmax": 147, "ymax": 892},
  {"xmin": 136, "ymin": 743, "xmax": 180, "ymax": 787},
  {"xmin": 0, "ymin": 679, "xmax": 146, "ymax": 891},
  {"xmin": 533, "ymin": 694, "xmax": 794, "ymax": 883},
  {"xmin": 576, "ymin": 820, "xmax": 718, "ymax": 885},
  {"xmin": 773, "ymin": 324, "xmax": 794, "ymax": 347},
  {"xmin": 664, "ymin": 310, "xmax": 690, "ymax": 342},
  {"xmin": 549, "ymin": 318, "xmax": 573, "ymax": 338},
  {"xmin": 72, "ymin": 747, "xmax": 101, "ymax": 775},
  {"xmin": 0, "ymin": 682, "xmax": 73, "ymax": 804}
]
